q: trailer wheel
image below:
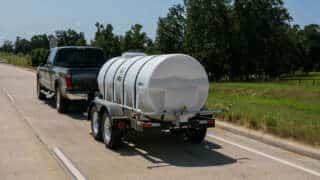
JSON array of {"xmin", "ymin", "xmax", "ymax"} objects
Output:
[
  {"xmin": 186, "ymin": 128, "xmax": 207, "ymax": 144},
  {"xmin": 36, "ymin": 79, "xmax": 46, "ymax": 100},
  {"xmin": 55, "ymin": 87, "xmax": 69, "ymax": 113},
  {"xmin": 90, "ymin": 106, "xmax": 102, "ymax": 141},
  {"xmin": 171, "ymin": 129, "xmax": 184, "ymax": 136},
  {"xmin": 101, "ymin": 112, "xmax": 122, "ymax": 149}
]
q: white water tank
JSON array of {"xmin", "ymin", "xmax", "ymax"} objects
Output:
[{"xmin": 97, "ymin": 53, "xmax": 209, "ymax": 119}]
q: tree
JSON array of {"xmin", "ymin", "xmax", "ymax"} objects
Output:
[
  {"xmin": 55, "ymin": 29, "xmax": 86, "ymax": 46},
  {"xmin": 145, "ymin": 38, "xmax": 160, "ymax": 54},
  {"xmin": 91, "ymin": 22, "xmax": 121, "ymax": 58},
  {"xmin": 283, "ymin": 25, "xmax": 306, "ymax": 75},
  {"xmin": 302, "ymin": 24, "xmax": 320, "ymax": 72},
  {"xmin": 1, "ymin": 40, "xmax": 14, "ymax": 52},
  {"xmin": 31, "ymin": 48, "xmax": 49, "ymax": 66},
  {"xmin": 233, "ymin": 0, "xmax": 292, "ymax": 79},
  {"xmin": 155, "ymin": 4, "xmax": 186, "ymax": 53},
  {"xmin": 184, "ymin": 0, "xmax": 233, "ymax": 80},
  {"xmin": 30, "ymin": 34, "xmax": 50, "ymax": 50},
  {"xmin": 14, "ymin": 37, "xmax": 32, "ymax": 54},
  {"xmin": 121, "ymin": 24, "xmax": 150, "ymax": 52},
  {"xmin": 76, "ymin": 32, "xmax": 87, "ymax": 46}
]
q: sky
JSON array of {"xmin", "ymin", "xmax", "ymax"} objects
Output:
[{"xmin": 0, "ymin": 0, "xmax": 320, "ymax": 45}]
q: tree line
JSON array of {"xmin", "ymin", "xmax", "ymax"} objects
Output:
[
  {"xmin": 0, "ymin": 24, "xmax": 154, "ymax": 66},
  {"xmin": 1, "ymin": 0, "xmax": 320, "ymax": 80}
]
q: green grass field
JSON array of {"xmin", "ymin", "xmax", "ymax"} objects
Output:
[
  {"xmin": 278, "ymin": 72, "xmax": 320, "ymax": 86},
  {"xmin": 207, "ymin": 81, "xmax": 320, "ymax": 147},
  {"xmin": 281, "ymin": 72, "xmax": 320, "ymax": 80},
  {"xmin": 0, "ymin": 52, "xmax": 32, "ymax": 68}
]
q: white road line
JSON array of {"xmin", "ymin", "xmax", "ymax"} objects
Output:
[
  {"xmin": 2, "ymin": 88, "xmax": 14, "ymax": 103},
  {"xmin": 52, "ymin": 147, "xmax": 87, "ymax": 180},
  {"xmin": 207, "ymin": 134, "xmax": 320, "ymax": 177}
]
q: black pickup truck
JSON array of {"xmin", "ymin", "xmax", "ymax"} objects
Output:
[{"xmin": 36, "ymin": 46, "xmax": 106, "ymax": 113}]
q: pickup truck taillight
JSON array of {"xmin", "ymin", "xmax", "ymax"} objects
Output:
[{"xmin": 64, "ymin": 74, "xmax": 72, "ymax": 88}]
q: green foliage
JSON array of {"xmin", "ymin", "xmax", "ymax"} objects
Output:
[
  {"xmin": 91, "ymin": 23, "xmax": 121, "ymax": 58},
  {"xmin": 302, "ymin": 24, "xmax": 320, "ymax": 72},
  {"xmin": 0, "ymin": 52, "xmax": 32, "ymax": 67},
  {"xmin": 1, "ymin": 40, "xmax": 14, "ymax": 52},
  {"xmin": 14, "ymin": 37, "xmax": 32, "ymax": 54},
  {"xmin": 155, "ymin": 4, "xmax": 186, "ymax": 53},
  {"xmin": 155, "ymin": 0, "xmax": 318, "ymax": 80},
  {"xmin": 145, "ymin": 39, "xmax": 160, "ymax": 54},
  {"xmin": 31, "ymin": 48, "xmax": 49, "ymax": 66},
  {"xmin": 121, "ymin": 24, "xmax": 150, "ymax": 52},
  {"xmin": 55, "ymin": 29, "xmax": 87, "ymax": 46},
  {"xmin": 232, "ymin": 0, "xmax": 292, "ymax": 79},
  {"xmin": 30, "ymin": 34, "xmax": 50, "ymax": 49},
  {"xmin": 281, "ymin": 72, "xmax": 320, "ymax": 80},
  {"xmin": 207, "ymin": 82, "xmax": 320, "ymax": 146},
  {"xmin": 76, "ymin": 32, "xmax": 87, "ymax": 46},
  {"xmin": 265, "ymin": 113, "xmax": 278, "ymax": 130},
  {"xmin": 1, "ymin": 30, "xmax": 85, "ymax": 56},
  {"xmin": 184, "ymin": 0, "xmax": 233, "ymax": 80},
  {"xmin": 92, "ymin": 23, "xmax": 154, "ymax": 57}
]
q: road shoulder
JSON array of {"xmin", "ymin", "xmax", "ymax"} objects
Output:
[
  {"xmin": 215, "ymin": 120, "xmax": 320, "ymax": 160},
  {"xmin": 0, "ymin": 88, "xmax": 69, "ymax": 180}
]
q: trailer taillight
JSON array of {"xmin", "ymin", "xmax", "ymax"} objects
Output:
[
  {"xmin": 117, "ymin": 121, "xmax": 126, "ymax": 129},
  {"xmin": 137, "ymin": 121, "xmax": 160, "ymax": 128},
  {"xmin": 208, "ymin": 119, "xmax": 215, "ymax": 126},
  {"xmin": 142, "ymin": 122, "xmax": 153, "ymax": 128},
  {"xmin": 64, "ymin": 74, "xmax": 72, "ymax": 88}
]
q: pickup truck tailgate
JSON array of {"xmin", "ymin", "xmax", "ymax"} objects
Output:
[{"xmin": 69, "ymin": 68, "xmax": 100, "ymax": 92}]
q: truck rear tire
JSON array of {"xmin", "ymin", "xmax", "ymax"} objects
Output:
[
  {"xmin": 37, "ymin": 79, "xmax": 46, "ymax": 100},
  {"xmin": 90, "ymin": 106, "xmax": 102, "ymax": 141},
  {"xmin": 55, "ymin": 87, "xmax": 69, "ymax": 113},
  {"xmin": 186, "ymin": 128, "xmax": 207, "ymax": 144},
  {"xmin": 101, "ymin": 112, "xmax": 122, "ymax": 149}
]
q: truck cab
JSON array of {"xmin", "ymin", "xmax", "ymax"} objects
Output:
[{"xmin": 36, "ymin": 46, "xmax": 106, "ymax": 113}]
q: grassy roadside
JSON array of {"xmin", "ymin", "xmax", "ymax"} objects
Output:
[
  {"xmin": 207, "ymin": 82, "xmax": 320, "ymax": 147},
  {"xmin": 281, "ymin": 72, "xmax": 320, "ymax": 80},
  {"xmin": 0, "ymin": 52, "xmax": 32, "ymax": 68},
  {"xmin": 278, "ymin": 72, "xmax": 320, "ymax": 86}
]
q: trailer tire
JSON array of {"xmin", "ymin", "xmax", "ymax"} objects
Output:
[
  {"xmin": 171, "ymin": 129, "xmax": 184, "ymax": 136},
  {"xmin": 101, "ymin": 112, "xmax": 122, "ymax": 149},
  {"xmin": 37, "ymin": 79, "xmax": 46, "ymax": 100},
  {"xmin": 186, "ymin": 128, "xmax": 207, "ymax": 144},
  {"xmin": 90, "ymin": 106, "xmax": 102, "ymax": 141},
  {"xmin": 55, "ymin": 86, "xmax": 69, "ymax": 113}
]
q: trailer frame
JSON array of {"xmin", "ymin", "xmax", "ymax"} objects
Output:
[{"xmin": 88, "ymin": 97, "xmax": 221, "ymax": 149}]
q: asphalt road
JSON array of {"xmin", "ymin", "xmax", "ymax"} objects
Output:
[{"xmin": 0, "ymin": 63, "xmax": 319, "ymax": 180}]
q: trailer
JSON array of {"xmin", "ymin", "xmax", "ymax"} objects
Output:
[{"xmin": 88, "ymin": 53, "xmax": 218, "ymax": 149}]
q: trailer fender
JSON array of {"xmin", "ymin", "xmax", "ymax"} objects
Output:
[{"xmin": 88, "ymin": 99, "xmax": 126, "ymax": 121}]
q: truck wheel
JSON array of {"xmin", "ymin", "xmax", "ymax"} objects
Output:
[
  {"xmin": 90, "ymin": 106, "xmax": 102, "ymax": 141},
  {"xmin": 186, "ymin": 128, "xmax": 207, "ymax": 144},
  {"xmin": 55, "ymin": 87, "xmax": 69, "ymax": 113},
  {"xmin": 101, "ymin": 112, "xmax": 122, "ymax": 149},
  {"xmin": 37, "ymin": 79, "xmax": 46, "ymax": 100}
]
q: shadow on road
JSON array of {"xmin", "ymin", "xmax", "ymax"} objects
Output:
[
  {"xmin": 43, "ymin": 99, "xmax": 88, "ymax": 121},
  {"xmin": 118, "ymin": 134, "xmax": 238, "ymax": 168}
]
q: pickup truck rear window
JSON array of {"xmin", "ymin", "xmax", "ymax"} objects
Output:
[{"xmin": 55, "ymin": 49, "xmax": 106, "ymax": 68}]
